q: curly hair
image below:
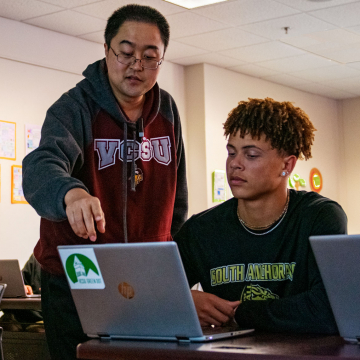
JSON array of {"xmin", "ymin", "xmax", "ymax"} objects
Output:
[{"xmin": 223, "ymin": 98, "xmax": 316, "ymax": 160}]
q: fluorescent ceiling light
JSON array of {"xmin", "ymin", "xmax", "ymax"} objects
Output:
[{"xmin": 164, "ymin": 0, "xmax": 228, "ymax": 9}]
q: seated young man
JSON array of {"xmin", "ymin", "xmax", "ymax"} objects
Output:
[{"xmin": 175, "ymin": 97, "xmax": 347, "ymax": 334}]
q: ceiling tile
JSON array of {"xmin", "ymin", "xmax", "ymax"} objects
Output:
[
  {"xmin": 262, "ymin": 73, "xmax": 310, "ymax": 87},
  {"xmin": 290, "ymin": 65, "xmax": 360, "ymax": 82},
  {"xmin": 40, "ymin": 0, "xmax": 103, "ymax": 9},
  {"xmin": 164, "ymin": 40, "xmax": 209, "ymax": 60},
  {"xmin": 282, "ymin": 28, "xmax": 360, "ymax": 49},
  {"xmin": 294, "ymin": 82, "xmax": 359, "ymax": 99},
  {"xmin": 307, "ymin": 43, "xmax": 360, "ymax": 64},
  {"xmin": 309, "ymin": 2, "xmax": 360, "ymax": 28},
  {"xmin": 78, "ymin": 30, "xmax": 104, "ymax": 43},
  {"xmin": 166, "ymin": 11, "xmax": 229, "ymax": 38},
  {"xmin": 228, "ymin": 64, "xmax": 279, "ymax": 77},
  {"xmin": 172, "ymin": 53, "xmax": 245, "ymax": 67},
  {"xmin": 192, "ymin": 0, "xmax": 299, "ymax": 26},
  {"xmin": 175, "ymin": 28, "xmax": 268, "ymax": 52},
  {"xmin": 274, "ymin": 0, "xmax": 358, "ymax": 12},
  {"xmin": 219, "ymin": 41, "xmax": 305, "ymax": 62},
  {"xmin": 0, "ymin": 0, "xmax": 62, "ymax": 21},
  {"xmin": 323, "ymin": 76, "xmax": 360, "ymax": 94},
  {"xmin": 240, "ymin": 13, "xmax": 335, "ymax": 40},
  {"xmin": 25, "ymin": 9, "xmax": 106, "ymax": 36},
  {"xmin": 256, "ymin": 53, "xmax": 334, "ymax": 72},
  {"xmin": 346, "ymin": 61, "xmax": 360, "ymax": 70},
  {"xmin": 74, "ymin": 0, "xmax": 184, "ymax": 20}
]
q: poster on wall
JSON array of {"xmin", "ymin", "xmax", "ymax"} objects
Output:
[
  {"xmin": 0, "ymin": 120, "xmax": 16, "ymax": 160},
  {"xmin": 212, "ymin": 170, "xmax": 226, "ymax": 202},
  {"xmin": 11, "ymin": 165, "xmax": 28, "ymax": 204},
  {"xmin": 25, "ymin": 124, "xmax": 42, "ymax": 155}
]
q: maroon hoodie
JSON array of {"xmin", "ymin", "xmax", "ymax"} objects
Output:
[{"xmin": 23, "ymin": 59, "xmax": 188, "ymax": 275}]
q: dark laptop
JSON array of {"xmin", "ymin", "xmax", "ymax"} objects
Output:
[
  {"xmin": 310, "ymin": 234, "xmax": 360, "ymax": 343},
  {"xmin": 0, "ymin": 260, "xmax": 40, "ymax": 298}
]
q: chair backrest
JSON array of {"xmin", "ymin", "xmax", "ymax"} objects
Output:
[
  {"xmin": 0, "ymin": 283, "xmax": 6, "ymax": 301},
  {"xmin": 0, "ymin": 283, "xmax": 7, "ymax": 360}
]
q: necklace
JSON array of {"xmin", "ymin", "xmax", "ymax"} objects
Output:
[{"xmin": 237, "ymin": 190, "xmax": 290, "ymax": 236}]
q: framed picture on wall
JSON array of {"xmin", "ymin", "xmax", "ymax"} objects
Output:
[
  {"xmin": 11, "ymin": 165, "xmax": 28, "ymax": 204},
  {"xmin": 0, "ymin": 120, "xmax": 16, "ymax": 160}
]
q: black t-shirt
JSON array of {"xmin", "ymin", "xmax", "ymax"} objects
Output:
[{"xmin": 175, "ymin": 190, "xmax": 347, "ymax": 334}]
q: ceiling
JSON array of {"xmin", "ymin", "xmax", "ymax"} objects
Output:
[{"xmin": 2, "ymin": 0, "xmax": 360, "ymax": 99}]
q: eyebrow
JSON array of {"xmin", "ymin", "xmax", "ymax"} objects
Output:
[
  {"xmin": 226, "ymin": 144, "xmax": 262, "ymax": 150},
  {"xmin": 119, "ymin": 40, "xmax": 160, "ymax": 51}
]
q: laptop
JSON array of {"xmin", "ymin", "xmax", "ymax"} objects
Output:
[
  {"xmin": 310, "ymin": 234, "xmax": 360, "ymax": 343},
  {"xmin": 0, "ymin": 260, "xmax": 41, "ymax": 298},
  {"xmin": 57, "ymin": 242, "xmax": 254, "ymax": 342}
]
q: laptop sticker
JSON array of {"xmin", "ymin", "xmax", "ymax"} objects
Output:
[{"xmin": 60, "ymin": 248, "xmax": 105, "ymax": 289}]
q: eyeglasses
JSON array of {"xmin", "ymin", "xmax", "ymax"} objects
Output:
[{"xmin": 110, "ymin": 47, "xmax": 163, "ymax": 70}]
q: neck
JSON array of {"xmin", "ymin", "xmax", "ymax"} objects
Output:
[
  {"xmin": 117, "ymin": 96, "xmax": 145, "ymax": 122},
  {"xmin": 108, "ymin": 79, "xmax": 145, "ymax": 122},
  {"xmin": 237, "ymin": 189, "xmax": 289, "ymax": 229}
]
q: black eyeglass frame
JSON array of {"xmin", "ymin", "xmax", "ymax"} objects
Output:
[{"xmin": 110, "ymin": 47, "xmax": 163, "ymax": 70}]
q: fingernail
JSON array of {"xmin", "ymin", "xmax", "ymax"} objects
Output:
[{"xmin": 90, "ymin": 235, "xmax": 96, "ymax": 242}]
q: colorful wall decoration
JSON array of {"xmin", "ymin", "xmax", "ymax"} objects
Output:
[{"xmin": 309, "ymin": 168, "xmax": 323, "ymax": 193}]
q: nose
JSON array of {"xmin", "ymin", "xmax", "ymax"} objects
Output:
[
  {"xmin": 130, "ymin": 58, "xmax": 143, "ymax": 70},
  {"xmin": 229, "ymin": 155, "xmax": 244, "ymax": 170}
]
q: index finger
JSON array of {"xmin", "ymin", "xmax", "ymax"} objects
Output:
[{"xmin": 82, "ymin": 199, "xmax": 103, "ymax": 241}]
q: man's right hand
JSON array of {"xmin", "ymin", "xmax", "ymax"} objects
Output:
[
  {"xmin": 191, "ymin": 290, "xmax": 240, "ymax": 327},
  {"xmin": 65, "ymin": 188, "xmax": 106, "ymax": 242}
]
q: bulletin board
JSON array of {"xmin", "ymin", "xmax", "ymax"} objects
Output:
[
  {"xmin": 11, "ymin": 165, "xmax": 28, "ymax": 204},
  {"xmin": 0, "ymin": 120, "xmax": 16, "ymax": 160}
]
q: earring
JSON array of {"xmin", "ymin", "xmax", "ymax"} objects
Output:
[{"xmin": 282, "ymin": 171, "xmax": 287, "ymax": 176}]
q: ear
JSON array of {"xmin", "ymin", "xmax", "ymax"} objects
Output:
[
  {"xmin": 282, "ymin": 155, "xmax": 297, "ymax": 176},
  {"xmin": 104, "ymin": 43, "xmax": 109, "ymax": 57}
]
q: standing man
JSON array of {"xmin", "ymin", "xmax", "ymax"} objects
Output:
[
  {"xmin": 175, "ymin": 97, "xmax": 347, "ymax": 334},
  {"xmin": 23, "ymin": 5, "xmax": 187, "ymax": 359}
]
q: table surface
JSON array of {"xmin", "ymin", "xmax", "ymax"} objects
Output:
[
  {"xmin": 0, "ymin": 297, "xmax": 41, "ymax": 310},
  {"xmin": 76, "ymin": 332, "xmax": 360, "ymax": 360}
]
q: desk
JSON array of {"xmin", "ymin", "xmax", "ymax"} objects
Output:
[
  {"xmin": 77, "ymin": 332, "xmax": 360, "ymax": 360},
  {"xmin": 0, "ymin": 297, "xmax": 41, "ymax": 311}
]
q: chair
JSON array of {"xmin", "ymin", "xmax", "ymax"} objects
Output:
[{"xmin": 0, "ymin": 283, "xmax": 7, "ymax": 360}]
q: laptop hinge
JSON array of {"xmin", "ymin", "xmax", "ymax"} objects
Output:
[
  {"xmin": 176, "ymin": 335, "xmax": 191, "ymax": 343},
  {"xmin": 98, "ymin": 333, "xmax": 111, "ymax": 341}
]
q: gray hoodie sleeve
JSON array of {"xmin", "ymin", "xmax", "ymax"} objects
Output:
[
  {"xmin": 22, "ymin": 93, "xmax": 92, "ymax": 221},
  {"xmin": 165, "ymin": 94, "xmax": 188, "ymax": 237}
]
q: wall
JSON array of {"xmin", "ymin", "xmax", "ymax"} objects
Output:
[
  {"xmin": 185, "ymin": 64, "xmax": 345, "ymax": 220},
  {"xmin": 340, "ymin": 98, "xmax": 360, "ymax": 234},
  {"xmin": 0, "ymin": 17, "xmax": 186, "ymax": 267}
]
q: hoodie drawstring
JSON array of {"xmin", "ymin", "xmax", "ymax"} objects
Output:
[{"xmin": 123, "ymin": 122, "xmax": 128, "ymax": 243}]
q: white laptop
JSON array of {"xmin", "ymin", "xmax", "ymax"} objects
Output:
[
  {"xmin": 0, "ymin": 260, "xmax": 41, "ymax": 298},
  {"xmin": 310, "ymin": 234, "xmax": 360, "ymax": 343},
  {"xmin": 57, "ymin": 242, "xmax": 254, "ymax": 342}
]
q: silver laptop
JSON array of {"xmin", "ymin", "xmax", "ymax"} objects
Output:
[
  {"xmin": 310, "ymin": 234, "xmax": 360, "ymax": 343},
  {"xmin": 0, "ymin": 260, "xmax": 41, "ymax": 298},
  {"xmin": 57, "ymin": 242, "xmax": 254, "ymax": 342}
]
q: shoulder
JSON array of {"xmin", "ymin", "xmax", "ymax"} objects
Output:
[
  {"xmin": 291, "ymin": 190, "xmax": 344, "ymax": 213},
  {"xmin": 290, "ymin": 190, "xmax": 347, "ymax": 235},
  {"xmin": 178, "ymin": 198, "xmax": 237, "ymax": 234},
  {"xmin": 158, "ymin": 87, "xmax": 179, "ymax": 125}
]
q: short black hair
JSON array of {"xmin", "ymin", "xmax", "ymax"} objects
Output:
[
  {"xmin": 105, "ymin": 4, "xmax": 170, "ymax": 53},
  {"xmin": 224, "ymin": 97, "xmax": 316, "ymax": 160}
]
